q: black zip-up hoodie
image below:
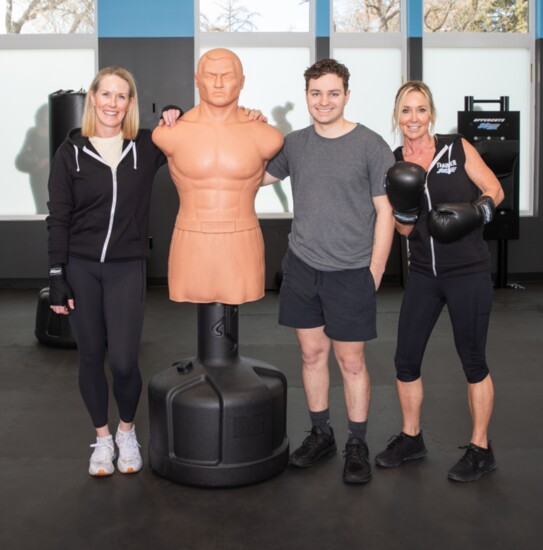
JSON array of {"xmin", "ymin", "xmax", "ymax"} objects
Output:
[{"xmin": 47, "ymin": 128, "xmax": 167, "ymax": 265}]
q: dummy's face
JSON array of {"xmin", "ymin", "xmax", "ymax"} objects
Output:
[
  {"xmin": 196, "ymin": 56, "xmax": 244, "ymax": 107},
  {"xmin": 399, "ymin": 91, "xmax": 432, "ymax": 141},
  {"xmin": 90, "ymin": 74, "xmax": 133, "ymax": 137},
  {"xmin": 306, "ymin": 73, "xmax": 349, "ymax": 126}
]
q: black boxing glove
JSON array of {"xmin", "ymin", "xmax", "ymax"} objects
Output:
[
  {"xmin": 49, "ymin": 264, "xmax": 74, "ymax": 308},
  {"xmin": 386, "ymin": 161, "xmax": 427, "ymax": 224},
  {"xmin": 428, "ymin": 196, "xmax": 495, "ymax": 244}
]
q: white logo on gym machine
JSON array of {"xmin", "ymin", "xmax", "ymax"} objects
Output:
[
  {"xmin": 473, "ymin": 118, "xmax": 505, "ymax": 131},
  {"xmin": 436, "ymin": 159, "xmax": 457, "ymax": 174}
]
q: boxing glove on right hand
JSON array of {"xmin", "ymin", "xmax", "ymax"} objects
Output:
[
  {"xmin": 427, "ymin": 202, "xmax": 483, "ymax": 244},
  {"xmin": 49, "ymin": 264, "xmax": 74, "ymax": 308},
  {"xmin": 386, "ymin": 161, "xmax": 427, "ymax": 224}
]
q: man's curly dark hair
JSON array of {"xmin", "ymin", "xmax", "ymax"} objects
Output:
[{"xmin": 304, "ymin": 58, "xmax": 350, "ymax": 92}]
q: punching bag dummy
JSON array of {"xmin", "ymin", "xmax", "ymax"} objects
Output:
[{"xmin": 148, "ymin": 48, "xmax": 289, "ymax": 487}]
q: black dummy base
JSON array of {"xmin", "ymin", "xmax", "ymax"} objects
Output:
[{"xmin": 148, "ymin": 302, "xmax": 289, "ymax": 487}]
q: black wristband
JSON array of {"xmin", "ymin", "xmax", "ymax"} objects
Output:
[
  {"xmin": 49, "ymin": 265, "xmax": 64, "ymax": 277},
  {"xmin": 473, "ymin": 195, "xmax": 496, "ymax": 224},
  {"xmin": 393, "ymin": 210, "xmax": 418, "ymax": 225}
]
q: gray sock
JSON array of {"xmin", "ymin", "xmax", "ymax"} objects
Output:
[
  {"xmin": 309, "ymin": 408, "xmax": 331, "ymax": 435},
  {"xmin": 347, "ymin": 419, "xmax": 367, "ymax": 443}
]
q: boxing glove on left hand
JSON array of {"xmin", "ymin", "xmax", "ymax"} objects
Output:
[
  {"xmin": 428, "ymin": 203, "xmax": 482, "ymax": 244},
  {"xmin": 49, "ymin": 264, "xmax": 74, "ymax": 308},
  {"xmin": 428, "ymin": 195, "xmax": 495, "ymax": 244}
]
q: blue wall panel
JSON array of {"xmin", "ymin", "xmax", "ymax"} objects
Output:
[
  {"xmin": 537, "ymin": 0, "xmax": 543, "ymax": 39},
  {"xmin": 316, "ymin": 0, "xmax": 330, "ymax": 38},
  {"xmin": 407, "ymin": 0, "xmax": 423, "ymax": 38},
  {"xmin": 98, "ymin": 0, "xmax": 194, "ymax": 38}
]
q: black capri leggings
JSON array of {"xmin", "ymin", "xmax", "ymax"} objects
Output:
[
  {"xmin": 395, "ymin": 270, "xmax": 493, "ymax": 384},
  {"xmin": 66, "ymin": 257, "xmax": 146, "ymax": 428}
]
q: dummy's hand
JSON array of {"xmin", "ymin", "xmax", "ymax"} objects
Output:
[{"xmin": 240, "ymin": 106, "xmax": 268, "ymax": 123}]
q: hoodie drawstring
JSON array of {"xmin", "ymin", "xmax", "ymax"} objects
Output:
[{"xmin": 73, "ymin": 145, "xmax": 80, "ymax": 172}]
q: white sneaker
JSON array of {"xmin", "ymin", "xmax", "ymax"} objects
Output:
[
  {"xmin": 89, "ymin": 435, "xmax": 115, "ymax": 477},
  {"xmin": 115, "ymin": 425, "xmax": 143, "ymax": 474}
]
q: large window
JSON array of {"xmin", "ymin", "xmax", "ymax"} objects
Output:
[
  {"xmin": 0, "ymin": 0, "xmax": 94, "ymax": 34},
  {"xmin": 200, "ymin": 0, "xmax": 309, "ymax": 32},
  {"xmin": 423, "ymin": 0, "xmax": 528, "ymax": 33},
  {"xmin": 198, "ymin": 0, "xmax": 313, "ymax": 215},
  {"xmin": 333, "ymin": 0, "xmax": 401, "ymax": 32},
  {"xmin": 0, "ymin": 0, "xmax": 96, "ymax": 218}
]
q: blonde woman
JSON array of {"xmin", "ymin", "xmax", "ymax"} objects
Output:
[
  {"xmin": 375, "ymin": 81, "xmax": 504, "ymax": 482},
  {"xmin": 47, "ymin": 67, "xmax": 181, "ymax": 476}
]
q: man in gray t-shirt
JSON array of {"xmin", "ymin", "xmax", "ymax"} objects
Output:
[{"xmin": 263, "ymin": 58, "xmax": 395, "ymax": 485}]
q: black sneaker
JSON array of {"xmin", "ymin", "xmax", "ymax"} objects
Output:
[
  {"xmin": 289, "ymin": 426, "xmax": 337, "ymax": 468},
  {"xmin": 374, "ymin": 432, "xmax": 427, "ymax": 468},
  {"xmin": 448, "ymin": 443, "xmax": 497, "ymax": 482},
  {"xmin": 342, "ymin": 438, "xmax": 372, "ymax": 484}
]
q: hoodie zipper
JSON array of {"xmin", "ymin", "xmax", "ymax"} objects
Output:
[
  {"xmin": 80, "ymin": 142, "xmax": 136, "ymax": 263},
  {"xmin": 425, "ymin": 142, "xmax": 453, "ymax": 277}
]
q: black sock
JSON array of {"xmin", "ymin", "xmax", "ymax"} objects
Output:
[
  {"xmin": 402, "ymin": 431, "xmax": 422, "ymax": 440},
  {"xmin": 347, "ymin": 419, "xmax": 367, "ymax": 443},
  {"xmin": 309, "ymin": 409, "xmax": 331, "ymax": 435}
]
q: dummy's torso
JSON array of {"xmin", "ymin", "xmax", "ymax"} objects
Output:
[{"xmin": 153, "ymin": 108, "xmax": 283, "ymax": 305}]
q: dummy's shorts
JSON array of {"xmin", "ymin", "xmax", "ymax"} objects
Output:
[{"xmin": 279, "ymin": 249, "xmax": 377, "ymax": 342}]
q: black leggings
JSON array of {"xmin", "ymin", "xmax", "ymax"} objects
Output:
[
  {"xmin": 395, "ymin": 270, "xmax": 493, "ymax": 384},
  {"xmin": 66, "ymin": 257, "xmax": 146, "ymax": 428}
]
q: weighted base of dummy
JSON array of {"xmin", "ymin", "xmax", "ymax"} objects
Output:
[{"xmin": 148, "ymin": 303, "xmax": 289, "ymax": 487}]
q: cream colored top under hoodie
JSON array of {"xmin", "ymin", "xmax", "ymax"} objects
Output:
[{"xmin": 89, "ymin": 132, "xmax": 123, "ymax": 170}]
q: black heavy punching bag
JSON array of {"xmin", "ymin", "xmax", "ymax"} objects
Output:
[
  {"xmin": 34, "ymin": 90, "xmax": 85, "ymax": 349},
  {"xmin": 48, "ymin": 90, "xmax": 86, "ymax": 160}
]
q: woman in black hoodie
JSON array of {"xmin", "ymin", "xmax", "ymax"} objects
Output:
[{"xmin": 46, "ymin": 66, "xmax": 181, "ymax": 477}]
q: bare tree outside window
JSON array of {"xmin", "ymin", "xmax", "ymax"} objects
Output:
[
  {"xmin": 200, "ymin": 0, "xmax": 260, "ymax": 32},
  {"xmin": 334, "ymin": 0, "xmax": 400, "ymax": 33},
  {"xmin": 424, "ymin": 0, "xmax": 528, "ymax": 33},
  {"xmin": 200, "ymin": 0, "xmax": 308, "ymax": 32},
  {"xmin": 3, "ymin": 0, "xmax": 94, "ymax": 34}
]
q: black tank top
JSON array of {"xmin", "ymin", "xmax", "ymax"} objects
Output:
[{"xmin": 394, "ymin": 134, "xmax": 491, "ymax": 277}]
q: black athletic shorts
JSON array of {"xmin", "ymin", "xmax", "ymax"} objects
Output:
[{"xmin": 278, "ymin": 249, "xmax": 377, "ymax": 342}]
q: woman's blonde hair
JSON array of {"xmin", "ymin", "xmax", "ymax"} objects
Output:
[
  {"xmin": 81, "ymin": 66, "xmax": 139, "ymax": 140},
  {"xmin": 392, "ymin": 80, "xmax": 436, "ymax": 136}
]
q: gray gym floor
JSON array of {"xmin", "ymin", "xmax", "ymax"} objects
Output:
[{"xmin": 0, "ymin": 284, "xmax": 540, "ymax": 549}]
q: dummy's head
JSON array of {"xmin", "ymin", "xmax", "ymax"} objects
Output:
[
  {"xmin": 195, "ymin": 48, "xmax": 245, "ymax": 107},
  {"xmin": 304, "ymin": 58, "xmax": 350, "ymax": 93},
  {"xmin": 82, "ymin": 66, "xmax": 139, "ymax": 140},
  {"xmin": 392, "ymin": 80, "xmax": 437, "ymax": 137}
]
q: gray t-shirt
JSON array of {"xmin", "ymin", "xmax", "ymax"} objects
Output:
[{"xmin": 266, "ymin": 123, "xmax": 395, "ymax": 271}]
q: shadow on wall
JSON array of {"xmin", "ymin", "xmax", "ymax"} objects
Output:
[
  {"xmin": 15, "ymin": 104, "xmax": 50, "ymax": 215},
  {"xmin": 270, "ymin": 101, "xmax": 294, "ymax": 214}
]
